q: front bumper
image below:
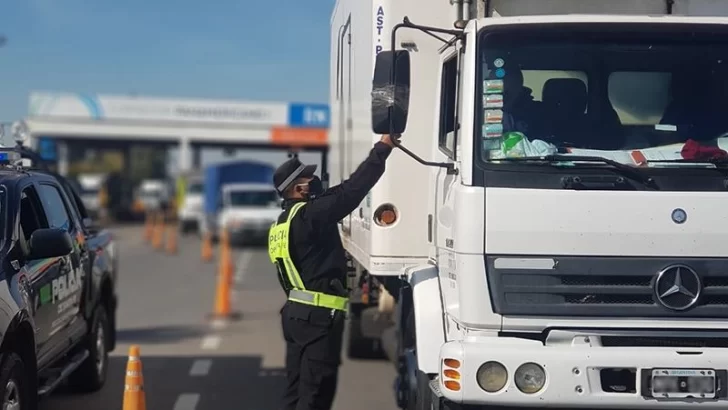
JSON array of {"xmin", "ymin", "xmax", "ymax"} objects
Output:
[
  {"xmin": 227, "ymin": 225, "xmax": 269, "ymax": 242},
  {"xmin": 440, "ymin": 335, "xmax": 728, "ymax": 408}
]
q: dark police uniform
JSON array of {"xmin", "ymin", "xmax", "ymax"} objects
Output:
[{"xmin": 269, "ymin": 142, "xmax": 393, "ymax": 410}]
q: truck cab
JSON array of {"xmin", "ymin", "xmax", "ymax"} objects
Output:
[
  {"xmin": 361, "ymin": 0, "xmax": 728, "ymax": 408},
  {"xmin": 178, "ymin": 176, "xmax": 203, "ymax": 234},
  {"xmin": 75, "ymin": 173, "xmax": 106, "ymax": 220},
  {"xmin": 217, "ymin": 183, "xmax": 280, "ymax": 245}
]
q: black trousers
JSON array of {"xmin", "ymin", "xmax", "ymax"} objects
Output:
[{"xmin": 281, "ymin": 301, "xmax": 346, "ymax": 410}]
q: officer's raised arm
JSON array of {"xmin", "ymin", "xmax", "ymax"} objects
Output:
[{"xmin": 307, "ymin": 134, "xmax": 395, "ymax": 225}]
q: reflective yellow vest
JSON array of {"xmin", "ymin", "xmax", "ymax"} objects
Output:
[{"xmin": 268, "ymin": 202, "xmax": 348, "ymax": 311}]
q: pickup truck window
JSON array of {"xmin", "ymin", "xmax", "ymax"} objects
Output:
[
  {"xmin": 19, "ymin": 187, "xmax": 49, "ymax": 242},
  {"xmin": 37, "ymin": 184, "xmax": 72, "ymax": 232}
]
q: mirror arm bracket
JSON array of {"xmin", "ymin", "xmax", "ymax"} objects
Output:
[
  {"xmin": 394, "ymin": 17, "xmax": 464, "ymax": 50},
  {"xmin": 393, "ymin": 137, "xmax": 458, "ymax": 175}
]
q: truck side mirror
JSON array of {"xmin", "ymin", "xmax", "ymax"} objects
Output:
[{"xmin": 371, "ymin": 50, "xmax": 411, "ymax": 135}]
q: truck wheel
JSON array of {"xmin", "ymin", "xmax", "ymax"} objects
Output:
[
  {"xmin": 68, "ymin": 306, "xmax": 109, "ymax": 393},
  {"xmin": 414, "ymin": 370, "xmax": 435, "ymax": 410},
  {"xmin": 0, "ymin": 353, "xmax": 34, "ymax": 410}
]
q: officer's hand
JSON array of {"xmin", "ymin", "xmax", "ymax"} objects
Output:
[{"xmin": 380, "ymin": 134, "xmax": 397, "ymax": 148}]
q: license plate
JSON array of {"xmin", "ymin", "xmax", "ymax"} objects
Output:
[{"xmin": 650, "ymin": 369, "xmax": 716, "ymax": 399}]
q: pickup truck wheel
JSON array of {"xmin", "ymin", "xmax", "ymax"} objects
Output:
[
  {"xmin": 68, "ymin": 306, "xmax": 109, "ymax": 393},
  {"xmin": 0, "ymin": 353, "xmax": 33, "ymax": 410}
]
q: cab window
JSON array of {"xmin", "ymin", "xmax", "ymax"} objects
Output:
[
  {"xmin": 37, "ymin": 184, "xmax": 73, "ymax": 232},
  {"xmin": 19, "ymin": 186, "xmax": 48, "ymax": 243}
]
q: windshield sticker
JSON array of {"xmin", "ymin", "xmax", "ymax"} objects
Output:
[
  {"xmin": 484, "ymin": 94, "xmax": 503, "ymax": 109},
  {"xmin": 495, "ymin": 68, "xmax": 506, "ymax": 78},
  {"xmin": 493, "ymin": 58, "xmax": 505, "ymax": 68},
  {"xmin": 485, "ymin": 109, "xmax": 503, "ymax": 124},
  {"xmin": 484, "ymin": 79, "xmax": 504, "ymax": 94},
  {"xmin": 484, "ymin": 124, "xmax": 503, "ymax": 139}
]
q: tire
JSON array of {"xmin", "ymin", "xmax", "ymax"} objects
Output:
[
  {"xmin": 414, "ymin": 370, "xmax": 434, "ymax": 410},
  {"xmin": 68, "ymin": 305, "xmax": 109, "ymax": 393},
  {"xmin": 0, "ymin": 352, "xmax": 34, "ymax": 410}
]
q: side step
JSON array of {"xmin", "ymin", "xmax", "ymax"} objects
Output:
[{"xmin": 38, "ymin": 350, "xmax": 89, "ymax": 396}]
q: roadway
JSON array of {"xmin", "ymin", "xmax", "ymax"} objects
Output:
[{"xmin": 40, "ymin": 225, "xmax": 399, "ymax": 410}]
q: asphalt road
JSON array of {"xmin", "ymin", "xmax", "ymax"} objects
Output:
[{"xmin": 40, "ymin": 225, "xmax": 399, "ymax": 410}]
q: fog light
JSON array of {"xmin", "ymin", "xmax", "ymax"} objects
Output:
[
  {"xmin": 515, "ymin": 363, "xmax": 546, "ymax": 394},
  {"xmin": 476, "ymin": 361, "xmax": 508, "ymax": 393}
]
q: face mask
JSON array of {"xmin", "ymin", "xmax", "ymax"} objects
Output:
[{"xmin": 306, "ymin": 176, "xmax": 324, "ymax": 199}]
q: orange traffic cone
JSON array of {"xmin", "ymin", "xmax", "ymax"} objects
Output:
[
  {"xmin": 201, "ymin": 233, "xmax": 213, "ymax": 262},
  {"xmin": 212, "ymin": 228, "xmax": 234, "ymax": 318},
  {"xmin": 165, "ymin": 221, "xmax": 177, "ymax": 254},
  {"xmin": 152, "ymin": 212, "xmax": 164, "ymax": 250},
  {"xmin": 143, "ymin": 212, "xmax": 153, "ymax": 242},
  {"xmin": 221, "ymin": 229, "xmax": 234, "ymax": 280},
  {"xmin": 122, "ymin": 345, "xmax": 146, "ymax": 410}
]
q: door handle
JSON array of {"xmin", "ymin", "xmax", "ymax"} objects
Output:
[{"xmin": 427, "ymin": 214, "xmax": 433, "ymax": 243}]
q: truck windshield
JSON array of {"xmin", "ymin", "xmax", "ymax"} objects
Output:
[
  {"xmin": 228, "ymin": 190, "xmax": 278, "ymax": 207},
  {"xmin": 477, "ymin": 24, "xmax": 728, "ymax": 166}
]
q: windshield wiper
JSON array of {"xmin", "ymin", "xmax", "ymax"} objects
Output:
[
  {"xmin": 496, "ymin": 154, "xmax": 658, "ymax": 189},
  {"xmin": 641, "ymin": 157, "xmax": 728, "ymax": 167}
]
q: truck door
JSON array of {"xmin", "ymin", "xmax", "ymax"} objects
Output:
[
  {"xmin": 432, "ymin": 49, "xmax": 462, "ymax": 304},
  {"xmin": 17, "ymin": 184, "xmax": 62, "ymax": 359},
  {"xmin": 36, "ymin": 182, "xmax": 88, "ymax": 342},
  {"xmin": 432, "ymin": 51, "xmax": 461, "ymax": 252},
  {"xmin": 335, "ymin": 15, "xmax": 354, "ymax": 235}
]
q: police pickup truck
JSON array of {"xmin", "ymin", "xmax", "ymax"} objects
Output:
[{"xmin": 0, "ymin": 149, "xmax": 118, "ymax": 409}]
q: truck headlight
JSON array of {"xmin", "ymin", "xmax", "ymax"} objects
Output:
[
  {"xmin": 514, "ymin": 363, "xmax": 546, "ymax": 394},
  {"xmin": 476, "ymin": 361, "xmax": 508, "ymax": 393}
]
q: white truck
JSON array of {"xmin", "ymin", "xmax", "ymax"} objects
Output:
[
  {"xmin": 76, "ymin": 173, "xmax": 106, "ymax": 219},
  {"xmin": 330, "ymin": 0, "xmax": 728, "ymax": 408},
  {"xmin": 178, "ymin": 175, "xmax": 204, "ymax": 234},
  {"xmin": 216, "ymin": 183, "xmax": 281, "ymax": 245}
]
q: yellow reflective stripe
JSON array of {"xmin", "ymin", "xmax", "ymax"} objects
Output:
[
  {"xmin": 287, "ymin": 202, "xmax": 305, "ymax": 222},
  {"xmin": 289, "ymin": 289, "xmax": 348, "ymax": 311},
  {"xmin": 281, "ymin": 203, "xmax": 306, "ymax": 289},
  {"xmin": 283, "ymin": 258, "xmax": 304, "ymax": 289}
]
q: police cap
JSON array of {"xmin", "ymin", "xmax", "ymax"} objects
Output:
[{"xmin": 273, "ymin": 157, "xmax": 318, "ymax": 194}]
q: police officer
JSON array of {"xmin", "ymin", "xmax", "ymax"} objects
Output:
[{"xmin": 269, "ymin": 134, "xmax": 396, "ymax": 410}]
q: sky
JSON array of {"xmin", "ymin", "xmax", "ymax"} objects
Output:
[{"xmin": 0, "ymin": 0, "xmax": 334, "ymax": 169}]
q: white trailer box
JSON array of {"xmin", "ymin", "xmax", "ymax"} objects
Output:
[{"xmin": 329, "ymin": 0, "xmax": 454, "ymax": 277}]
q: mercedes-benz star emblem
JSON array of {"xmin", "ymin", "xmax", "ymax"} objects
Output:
[
  {"xmin": 671, "ymin": 208, "xmax": 687, "ymax": 224},
  {"xmin": 654, "ymin": 265, "xmax": 702, "ymax": 311}
]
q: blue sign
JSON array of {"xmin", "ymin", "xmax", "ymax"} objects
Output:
[
  {"xmin": 38, "ymin": 137, "xmax": 57, "ymax": 161},
  {"xmin": 288, "ymin": 103, "xmax": 330, "ymax": 128}
]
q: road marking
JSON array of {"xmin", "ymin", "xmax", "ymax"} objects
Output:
[
  {"xmin": 189, "ymin": 359, "xmax": 212, "ymax": 376},
  {"xmin": 210, "ymin": 318, "xmax": 228, "ymax": 330},
  {"xmin": 200, "ymin": 335, "xmax": 221, "ymax": 350},
  {"xmin": 234, "ymin": 252, "xmax": 253, "ymax": 284},
  {"xmin": 173, "ymin": 393, "xmax": 200, "ymax": 410}
]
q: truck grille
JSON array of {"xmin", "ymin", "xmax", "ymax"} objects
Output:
[{"xmin": 486, "ymin": 256, "xmax": 728, "ymax": 318}]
